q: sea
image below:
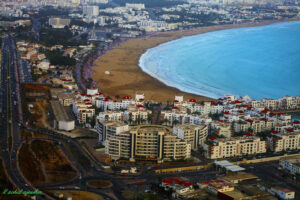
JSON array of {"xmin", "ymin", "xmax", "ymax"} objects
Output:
[{"xmin": 139, "ymin": 21, "xmax": 300, "ymax": 100}]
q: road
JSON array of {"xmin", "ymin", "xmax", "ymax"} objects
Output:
[
  {"xmin": 244, "ymin": 162, "xmax": 300, "ymax": 199},
  {"xmin": 0, "ymin": 36, "xmax": 127, "ymax": 200},
  {"xmin": 3, "ymin": 34, "xmax": 289, "ymax": 200},
  {"xmin": 0, "ymin": 36, "xmax": 49, "ymax": 199}
]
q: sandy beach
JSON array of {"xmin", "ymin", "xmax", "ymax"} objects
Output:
[{"xmin": 92, "ymin": 19, "xmax": 296, "ymax": 103}]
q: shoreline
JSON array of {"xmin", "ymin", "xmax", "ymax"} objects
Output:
[{"xmin": 92, "ymin": 19, "xmax": 299, "ymax": 103}]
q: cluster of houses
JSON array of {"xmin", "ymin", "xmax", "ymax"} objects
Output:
[
  {"xmin": 17, "ymin": 41, "xmax": 77, "ymax": 73},
  {"xmin": 18, "ymin": 38, "xmax": 299, "ymax": 163},
  {"xmin": 65, "ymin": 90, "xmax": 300, "ymax": 161},
  {"xmin": 46, "ymin": 74, "xmax": 300, "ymax": 161},
  {"xmin": 159, "ymin": 172, "xmax": 295, "ymax": 200}
]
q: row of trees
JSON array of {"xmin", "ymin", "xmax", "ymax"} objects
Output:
[
  {"xmin": 43, "ymin": 49, "xmax": 76, "ymax": 66},
  {"xmin": 39, "ymin": 27, "xmax": 87, "ymax": 47}
]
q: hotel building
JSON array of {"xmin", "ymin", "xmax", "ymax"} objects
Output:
[
  {"xmin": 268, "ymin": 131, "xmax": 300, "ymax": 152},
  {"xmin": 98, "ymin": 123, "xmax": 191, "ymax": 162},
  {"xmin": 234, "ymin": 118, "xmax": 277, "ymax": 134},
  {"xmin": 173, "ymin": 124, "xmax": 208, "ymax": 150},
  {"xmin": 203, "ymin": 136, "xmax": 267, "ymax": 159}
]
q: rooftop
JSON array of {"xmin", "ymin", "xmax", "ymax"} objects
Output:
[
  {"xmin": 50, "ymin": 100, "xmax": 73, "ymax": 122},
  {"xmin": 50, "ymin": 88, "xmax": 75, "ymax": 99}
]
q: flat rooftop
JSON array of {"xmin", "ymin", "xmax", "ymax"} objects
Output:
[
  {"xmin": 222, "ymin": 172, "xmax": 258, "ymax": 183},
  {"xmin": 50, "ymin": 88, "xmax": 75, "ymax": 99},
  {"xmin": 50, "ymin": 100, "xmax": 73, "ymax": 122}
]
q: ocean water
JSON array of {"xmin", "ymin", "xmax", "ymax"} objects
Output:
[{"xmin": 139, "ymin": 21, "xmax": 300, "ymax": 99}]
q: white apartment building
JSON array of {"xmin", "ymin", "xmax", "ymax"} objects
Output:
[
  {"xmin": 203, "ymin": 136, "xmax": 267, "ymax": 159},
  {"xmin": 73, "ymin": 100, "xmax": 95, "ymax": 124},
  {"xmin": 251, "ymin": 98, "xmax": 278, "ymax": 109},
  {"xmin": 279, "ymin": 156, "xmax": 300, "ymax": 175},
  {"xmin": 130, "ymin": 125, "xmax": 191, "ymax": 162},
  {"xmin": 124, "ymin": 109, "xmax": 152, "ymax": 124},
  {"xmin": 268, "ymin": 131, "xmax": 300, "ymax": 152},
  {"xmin": 138, "ymin": 20, "xmax": 178, "ymax": 31},
  {"xmin": 49, "ymin": 18, "xmax": 70, "ymax": 28},
  {"xmin": 97, "ymin": 111, "xmax": 124, "ymax": 122},
  {"xmin": 83, "ymin": 5, "xmax": 99, "ymax": 17},
  {"xmin": 211, "ymin": 121, "xmax": 232, "ymax": 138},
  {"xmin": 184, "ymin": 114, "xmax": 213, "ymax": 125},
  {"xmin": 161, "ymin": 110, "xmax": 187, "ymax": 126},
  {"xmin": 234, "ymin": 118, "xmax": 277, "ymax": 133},
  {"xmin": 125, "ymin": 3, "xmax": 145, "ymax": 10},
  {"xmin": 102, "ymin": 124, "xmax": 191, "ymax": 162},
  {"xmin": 102, "ymin": 122, "xmax": 131, "ymax": 159},
  {"xmin": 189, "ymin": 102, "xmax": 224, "ymax": 115},
  {"xmin": 96, "ymin": 121, "xmax": 129, "ymax": 143},
  {"xmin": 279, "ymin": 96, "xmax": 300, "ymax": 109},
  {"xmin": 95, "ymin": 96, "xmax": 134, "ymax": 111},
  {"xmin": 173, "ymin": 124, "xmax": 208, "ymax": 150}
]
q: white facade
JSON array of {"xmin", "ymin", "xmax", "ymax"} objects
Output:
[
  {"xmin": 203, "ymin": 136, "xmax": 267, "ymax": 159},
  {"xmin": 125, "ymin": 3, "xmax": 145, "ymax": 10},
  {"xmin": 83, "ymin": 6, "xmax": 99, "ymax": 17},
  {"xmin": 279, "ymin": 157, "xmax": 300, "ymax": 175},
  {"xmin": 49, "ymin": 18, "xmax": 70, "ymax": 28},
  {"xmin": 268, "ymin": 131, "xmax": 300, "ymax": 152},
  {"xmin": 37, "ymin": 59, "xmax": 50, "ymax": 71},
  {"xmin": 173, "ymin": 124, "xmax": 208, "ymax": 150},
  {"xmin": 58, "ymin": 120, "xmax": 75, "ymax": 131}
]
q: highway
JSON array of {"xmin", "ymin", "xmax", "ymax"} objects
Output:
[
  {"xmin": 0, "ymin": 36, "xmax": 49, "ymax": 199},
  {"xmin": 0, "ymin": 36, "xmax": 126, "ymax": 200}
]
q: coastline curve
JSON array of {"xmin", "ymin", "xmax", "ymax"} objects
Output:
[{"xmin": 138, "ymin": 21, "xmax": 300, "ymax": 100}]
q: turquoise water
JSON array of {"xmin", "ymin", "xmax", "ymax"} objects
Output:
[{"xmin": 139, "ymin": 21, "xmax": 300, "ymax": 99}]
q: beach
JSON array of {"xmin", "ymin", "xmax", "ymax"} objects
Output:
[{"xmin": 92, "ymin": 19, "xmax": 296, "ymax": 103}]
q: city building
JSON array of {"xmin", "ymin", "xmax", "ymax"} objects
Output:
[
  {"xmin": 203, "ymin": 136, "xmax": 267, "ymax": 159},
  {"xmin": 268, "ymin": 131, "xmax": 300, "ymax": 152},
  {"xmin": 101, "ymin": 124, "xmax": 191, "ymax": 162},
  {"xmin": 173, "ymin": 124, "xmax": 208, "ymax": 150},
  {"xmin": 73, "ymin": 99, "xmax": 95, "ymax": 124},
  {"xmin": 49, "ymin": 18, "xmax": 71, "ymax": 28},
  {"xmin": 50, "ymin": 100, "xmax": 75, "ymax": 131},
  {"xmin": 37, "ymin": 59, "xmax": 50, "ymax": 71},
  {"xmin": 83, "ymin": 5, "xmax": 99, "ymax": 17},
  {"xmin": 125, "ymin": 3, "xmax": 145, "ymax": 10},
  {"xmin": 50, "ymin": 88, "xmax": 75, "ymax": 106},
  {"xmin": 279, "ymin": 156, "xmax": 300, "ymax": 175}
]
